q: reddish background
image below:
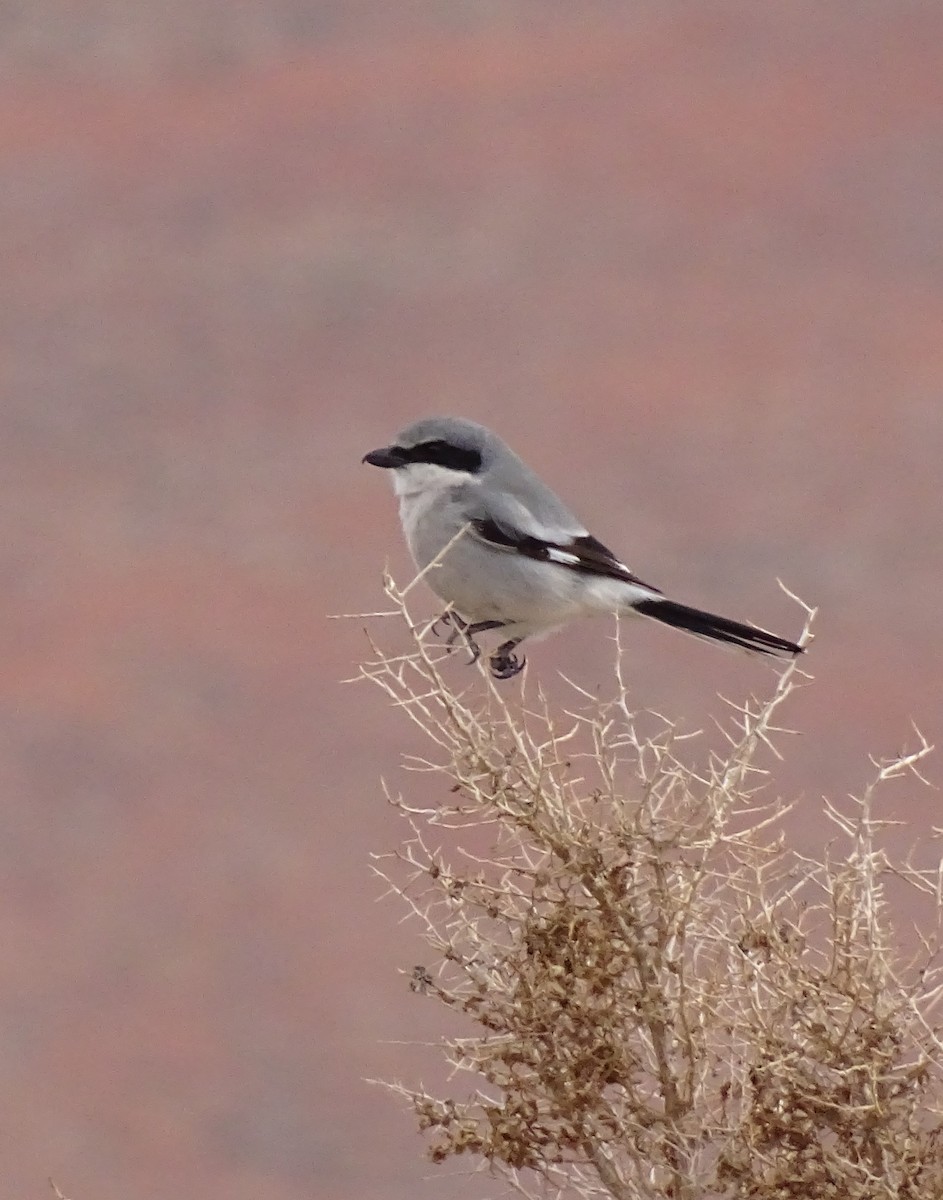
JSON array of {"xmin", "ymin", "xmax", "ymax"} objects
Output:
[{"xmin": 2, "ymin": 4, "xmax": 943, "ymax": 1198}]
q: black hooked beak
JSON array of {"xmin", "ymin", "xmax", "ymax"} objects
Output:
[{"xmin": 362, "ymin": 445, "xmax": 408, "ymax": 469}]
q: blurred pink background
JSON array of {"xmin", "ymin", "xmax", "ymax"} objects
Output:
[{"xmin": 2, "ymin": 4, "xmax": 942, "ymax": 1197}]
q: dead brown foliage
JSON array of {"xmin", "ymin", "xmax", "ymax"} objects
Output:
[{"xmin": 357, "ymin": 578, "xmax": 943, "ymax": 1199}]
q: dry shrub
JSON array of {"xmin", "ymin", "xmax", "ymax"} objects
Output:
[{"xmin": 356, "ymin": 577, "xmax": 943, "ymax": 1200}]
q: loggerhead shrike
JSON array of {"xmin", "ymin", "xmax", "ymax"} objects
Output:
[{"xmin": 363, "ymin": 416, "xmax": 802, "ymax": 680}]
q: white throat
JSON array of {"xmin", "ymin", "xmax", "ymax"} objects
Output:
[{"xmin": 391, "ymin": 461, "xmax": 473, "ymax": 499}]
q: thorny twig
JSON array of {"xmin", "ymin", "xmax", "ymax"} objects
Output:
[{"xmin": 353, "ymin": 577, "xmax": 942, "ymax": 1199}]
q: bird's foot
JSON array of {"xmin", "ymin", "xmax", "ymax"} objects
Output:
[
  {"xmin": 489, "ymin": 639, "xmax": 526, "ymax": 680},
  {"xmin": 431, "ymin": 613, "xmax": 477, "ymax": 662},
  {"xmin": 432, "ymin": 612, "xmax": 477, "ymax": 659},
  {"xmin": 431, "ymin": 611, "xmax": 465, "ymax": 640},
  {"xmin": 431, "ymin": 613, "xmax": 508, "ymax": 666},
  {"xmin": 464, "ymin": 620, "xmax": 508, "ymax": 666}
]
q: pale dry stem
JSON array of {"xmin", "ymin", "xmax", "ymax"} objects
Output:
[{"xmin": 357, "ymin": 578, "xmax": 942, "ymax": 1199}]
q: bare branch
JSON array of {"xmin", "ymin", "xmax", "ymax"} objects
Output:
[{"xmin": 361, "ymin": 578, "xmax": 943, "ymax": 1199}]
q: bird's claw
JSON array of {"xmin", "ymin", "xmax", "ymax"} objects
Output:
[
  {"xmin": 431, "ymin": 611, "xmax": 460, "ymax": 640},
  {"xmin": 432, "ymin": 615, "xmax": 518, "ymax": 674},
  {"xmin": 464, "ymin": 639, "xmax": 482, "ymax": 666},
  {"xmin": 489, "ymin": 643, "xmax": 526, "ymax": 680},
  {"xmin": 430, "ymin": 612, "xmax": 480, "ymax": 662}
]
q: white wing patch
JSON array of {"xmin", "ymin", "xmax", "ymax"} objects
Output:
[
  {"xmin": 545, "ymin": 548, "xmax": 582, "ymax": 567},
  {"xmin": 547, "ymin": 544, "xmax": 639, "ymax": 579}
]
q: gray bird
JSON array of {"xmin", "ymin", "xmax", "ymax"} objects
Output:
[{"xmin": 363, "ymin": 416, "xmax": 802, "ymax": 679}]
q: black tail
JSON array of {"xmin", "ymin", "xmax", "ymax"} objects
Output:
[{"xmin": 633, "ymin": 598, "xmax": 802, "ymax": 658}]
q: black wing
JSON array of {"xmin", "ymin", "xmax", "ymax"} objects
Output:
[{"xmin": 471, "ymin": 519, "xmax": 661, "ymax": 594}]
